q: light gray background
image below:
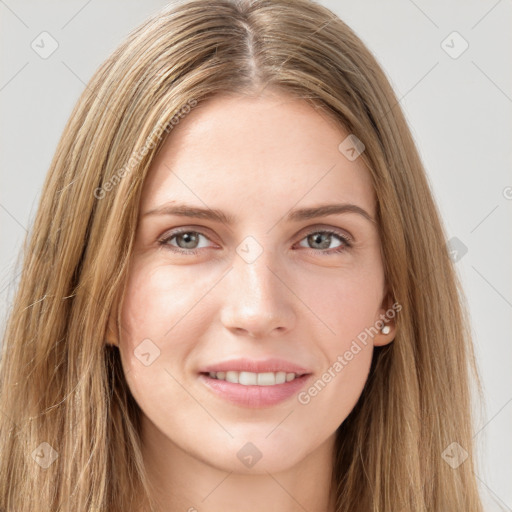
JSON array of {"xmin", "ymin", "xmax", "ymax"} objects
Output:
[{"xmin": 1, "ymin": 0, "xmax": 511, "ymax": 509}]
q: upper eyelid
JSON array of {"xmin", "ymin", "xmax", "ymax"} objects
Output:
[{"xmin": 159, "ymin": 227, "xmax": 215, "ymax": 243}]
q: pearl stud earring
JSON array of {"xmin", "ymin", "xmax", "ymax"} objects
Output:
[{"xmin": 381, "ymin": 325, "xmax": 391, "ymax": 335}]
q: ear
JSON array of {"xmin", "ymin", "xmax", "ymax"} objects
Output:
[
  {"xmin": 105, "ymin": 300, "xmax": 120, "ymax": 348},
  {"xmin": 373, "ymin": 289, "xmax": 398, "ymax": 347},
  {"xmin": 105, "ymin": 282, "xmax": 127, "ymax": 348}
]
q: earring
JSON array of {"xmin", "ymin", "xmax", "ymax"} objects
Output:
[{"xmin": 381, "ymin": 325, "xmax": 391, "ymax": 335}]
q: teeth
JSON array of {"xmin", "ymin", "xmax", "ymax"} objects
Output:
[{"xmin": 207, "ymin": 371, "xmax": 299, "ymax": 385}]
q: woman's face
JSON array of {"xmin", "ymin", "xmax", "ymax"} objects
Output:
[{"xmin": 112, "ymin": 90, "xmax": 395, "ymax": 474}]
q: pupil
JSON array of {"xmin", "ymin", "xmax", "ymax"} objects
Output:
[{"xmin": 179, "ymin": 232, "xmax": 198, "ymax": 248}]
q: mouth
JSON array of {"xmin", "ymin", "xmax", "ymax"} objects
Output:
[
  {"xmin": 200, "ymin": 370, "xmax": 307, "ymax": 385},
  {"xmin": 198, "ymin": 370, "xmax": 313, "ymax": 408}
]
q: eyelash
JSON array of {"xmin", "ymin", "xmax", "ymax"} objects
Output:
[{"xmin": 157, "ymin": 228, "xmax": 353, "ymax": 256}]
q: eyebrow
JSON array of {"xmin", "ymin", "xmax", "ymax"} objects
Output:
[{"xmin": 142, "ymin": 201, "xmax": 376, "ymax": 225}]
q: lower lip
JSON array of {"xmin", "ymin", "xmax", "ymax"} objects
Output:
[{"xmin": 198, "ymin": 373, "xmax": 312, "ymax": 408}]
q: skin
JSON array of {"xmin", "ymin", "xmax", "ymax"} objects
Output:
[{"xmin": 107, "ymin": 89, "xmax": 395, "ymax": 512}]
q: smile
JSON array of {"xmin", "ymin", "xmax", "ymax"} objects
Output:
[
  {"xmin": 198, "ymin": 372, "xmax": 312, "ymax": 408},
  {"xmin": 206, "ymin": 370, "xmax": 302, "ymax": 386}
]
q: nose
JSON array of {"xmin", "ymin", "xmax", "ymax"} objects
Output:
[{"xmin": 219, "ymin": 246, "xmax": 296, "ymax": 338}]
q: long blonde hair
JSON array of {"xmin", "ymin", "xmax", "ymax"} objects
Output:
[{"xmin": 0, "ymin": 0, "xmax": 484, "ymax": 510}]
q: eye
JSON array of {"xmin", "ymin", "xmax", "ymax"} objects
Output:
[
  {"xmin": 296, "ymin": 229, "xmax": 352, "ymax": 255},
  {"xmin": 158, "ymin": 230, "xmax": 214, "ymax": 255},
  {"xmin": 158, "ymin": 227, "xmax": 353, "ymax": 256}
]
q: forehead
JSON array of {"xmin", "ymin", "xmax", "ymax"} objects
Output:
[{"xmin": 140, "ymin": 91, "xmax": 376, "ymax": 218}]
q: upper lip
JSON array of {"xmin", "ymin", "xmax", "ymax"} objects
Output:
[{"xmin": 199, "ymin": 358, "xmax": 312, "ymax": 375}]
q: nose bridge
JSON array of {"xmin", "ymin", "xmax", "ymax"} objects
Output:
[
  {"xmin": 220, "ymin": 238, "xmax": 295, "ymax": 336},
  {"xmin": 236, "ymin": 245, "xmax": 276, "ymax": 301}
]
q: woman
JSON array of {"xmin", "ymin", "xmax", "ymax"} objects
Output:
[{"xmin": 0, "ymin": 0, "xmax": 484, "ymax": 510}]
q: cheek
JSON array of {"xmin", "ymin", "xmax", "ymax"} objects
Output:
[
  {"xmin": 119, "ymin": 261, "xmax": 209, "ymax": 345},
  {"xmin": 116, "ymin": 263, "xmax": 199, "ymax": 392},
  {"xmin": 292, "ymin": 263, "xmax": 381, "ymax": 418},
  {"xmin": 116, "ymin": 262, "xmax": 210, "ymax": 421},
  {"xmin": 117, "ymin": 259, "xmax": 227, "ymax": 388},
  {"xmin": 298, "ymin": 262, "xmax": 384, "ymax": 348},
  {"xmin": 296, "ymin": 299, "xmax": 375, "ymax": 434}
]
